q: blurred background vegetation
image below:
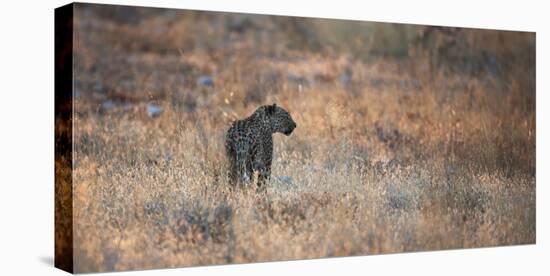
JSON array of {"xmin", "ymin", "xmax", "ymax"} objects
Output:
[
  {"xmin": 84, "ymin": 4, "xmax": 535, "ymax": 76},
  {"xmin": 75, "ymin": 3, "xmax": 535, "ymax": 115}
]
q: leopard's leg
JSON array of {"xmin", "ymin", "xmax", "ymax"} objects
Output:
[
  {"xmin": 235, "ymin": 150, "xmax": 251, "ymax": 186},
  {"xmin": 254, "ymin": 144, "xmax": 272, "ymax": 190},
  {"xmin": 256, "ymin": 167, "xmax": 270, "ymax": 190}
]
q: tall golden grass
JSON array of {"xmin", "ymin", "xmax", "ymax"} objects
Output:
[{"xmin": 66, "ymin": 4, "xmax": 535, "ymax": 272}]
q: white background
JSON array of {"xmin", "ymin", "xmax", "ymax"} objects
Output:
[{"xmin": 0, "ymin": 0, "xmax": 547, "ymax": 275}]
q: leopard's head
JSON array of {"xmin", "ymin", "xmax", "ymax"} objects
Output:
[{"xmin": 263, "ymin": 103, "xmax": 296, "ymax": 136}]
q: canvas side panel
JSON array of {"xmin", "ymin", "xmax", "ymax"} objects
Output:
[{"xmin": 55, "ymin": 3, "xmax": 74, "ymax": 274}]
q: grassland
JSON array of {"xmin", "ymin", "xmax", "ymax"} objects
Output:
[{"xmin": 64, "ymin": 4, "xmax": 535, "ymax": 272}]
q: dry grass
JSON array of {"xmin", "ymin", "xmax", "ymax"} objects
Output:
[{"xmin": 67, "ymin": 4, "xmax": 535, "ymax": 272}]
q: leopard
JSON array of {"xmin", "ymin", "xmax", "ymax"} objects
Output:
[{"xmin": 225, "ymin": 103, "xmax": 296, "ymax": 189}]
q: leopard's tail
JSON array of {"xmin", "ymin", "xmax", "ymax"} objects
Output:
[{"xmin": 225, "ymin": 135, "xmax": 238, "ymax": 185}]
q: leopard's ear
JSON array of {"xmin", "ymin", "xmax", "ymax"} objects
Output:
[{"xmin": 266, "ymin": 103, "xmax": 276, "ymax": 115}]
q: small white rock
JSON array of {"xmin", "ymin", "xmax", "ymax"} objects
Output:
[{"xmin": 147, "ymin": 103, "xmax": 163, "ymax": 118}]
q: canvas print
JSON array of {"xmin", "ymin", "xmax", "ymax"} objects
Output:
[{"xmin": 55, "ymin": 2, "xmax": 535, "ymax": 273}]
